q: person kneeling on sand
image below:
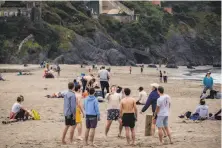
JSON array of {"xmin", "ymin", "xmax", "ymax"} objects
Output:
[
  {"xmin": 105, "ymin": 85, "xmax": 123, "ymax": 137},
  {"xmin": 153, "ymin": 86, "xmax": 173, "ymax": 145},
  {"xmin": 120, "ymin": 88, "xmax": 138, "ymax": 146},
  {"xmin": 9, "ymin": 95, "xmax": 33, "ymax": 121},
  {"xmin": 84, "ymin": 88, "xmax": 100, "ymax": 146},
  {"xmin": 74, "ymin": 85, "xmax": 85, "ymax": 140}
]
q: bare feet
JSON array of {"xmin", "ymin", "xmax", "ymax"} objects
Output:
[
  {"xmin": 77, "ymin": 136, "xmax": 83, "ymax": 141},
  {"xmin": 169, "ymin": 141, "xmax": 173, "ymax": 144},
  {"xmin": 131, "ymin": 143, "xmax": 136, "ymax": 146},
  {"xmin": 90, "ymin": 143, "xmax": 98, "ymax": 147},
  {"xmin": 84, "ymin": 142, "xmax": 89, "ymax": 146},
  {"xmin": 117, "ymin": 134, "xmax": 124, "ymax": 139},
  {"xmin": 62, "ymin": 140, "xmax": 67, "ymax": 145},
  {"xmin": 158, "ymin": 142, "xmax": 163, "ymax": 146}
]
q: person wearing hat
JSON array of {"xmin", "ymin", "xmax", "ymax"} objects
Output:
[
  {"xmin": 136, "ymin": 87, "xmax": 147, "ymax": 105},
  {"xmin": 203, "ymin": 72, "xmax": 213, "ymax": 93},
  {"xmin": 140, "ymin": 83, "xmax": 160, "ymax": 135}
]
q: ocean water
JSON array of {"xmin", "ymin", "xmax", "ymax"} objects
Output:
[{"xmin": 171, "ymin": 66, "xmax": 221, "ymax": 84}]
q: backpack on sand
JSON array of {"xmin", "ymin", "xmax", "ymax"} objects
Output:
[{"xmin": 31, "ymin": 109, "xmax": 40, "ymax": 120}]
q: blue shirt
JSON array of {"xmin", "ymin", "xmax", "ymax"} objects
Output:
[
  {"xmin": 203, "ymin": 76, "xmax": 213, "ymax": 88},
  {"xmin": 84, "ymin": 95, "xmax": 100, "ymax": 118},
  {"xmin": 64, "ymin": 90, "xmax": 76, "ymax": 116},
  {"xmin": 141, "ymin": 90, "xmax": 160, "ymax": 113}
]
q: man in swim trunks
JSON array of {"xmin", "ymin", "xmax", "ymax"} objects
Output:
[
  {"xmin": 120, "ymin": 88, "xmax": 138, "ymax": 145},
  {"xmin": 153, "ymin": 86, "xmax": 173, "ymax": 145},
  {"xmin": 84, "ymin": 88, "xmax": 100, "ymax": 146},
  {"xmin": 105, "ymin": 85, "xmax": 123, "ymax": 137},
  {"xmin": 74, "ymin": 85, "xmax": 84, "ymax": 140}
]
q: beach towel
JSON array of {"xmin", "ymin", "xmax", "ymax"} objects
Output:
[{"xmin": 31, "ymin": 109, "xmax": 40, "ymax": 120}]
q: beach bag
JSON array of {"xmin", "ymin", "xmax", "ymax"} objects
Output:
[{"xmin": 31, "ymin": 109, "xmax": 40, "ymax": 120}]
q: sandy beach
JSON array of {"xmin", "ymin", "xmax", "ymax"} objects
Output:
[{"xmin": 0, "ymin": 64, "xmax": 221, "ymax": 148}]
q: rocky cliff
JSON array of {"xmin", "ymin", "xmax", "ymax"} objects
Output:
[{"xmin": 0, "ymin": 1, "xmax": 221, "ymax": 66}]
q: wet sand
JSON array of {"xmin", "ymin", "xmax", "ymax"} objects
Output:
[{"xmin": 0, "ymin": 64, "xmax": 221, "ymax": 148}]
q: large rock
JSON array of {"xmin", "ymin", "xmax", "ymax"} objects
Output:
[
  {"xmin": 106, "ymin": 48, "xmax": 127, "ymax": 65},
  {"xmin": 166, "ymin": 64, "xmax": 178, "ymax": 68}
]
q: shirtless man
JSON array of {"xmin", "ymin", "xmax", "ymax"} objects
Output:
[
  {"xmin": 74, "ymin": 85, "xmax": 85, "ymax": 140},
  {"xmin": 120, "ymin": 88, "xmax": 138, "ymax": 146},
  {"xmin": 82, "ymin": 74, "xmax": 95, "ymax": 93},
  {"xmin": 105, "ymin": 85, "xmax": 123, "ymax": 137}
]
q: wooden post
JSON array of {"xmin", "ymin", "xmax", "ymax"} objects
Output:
[{"xmin": 145, "ymin": 115, "xmax": 153, "ymax": 136}]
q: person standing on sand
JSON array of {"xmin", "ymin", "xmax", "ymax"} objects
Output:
[
  {"xmin": 84, "ymin": 88, "xmax": 100, "ymax": 146},
  {"xmin": 203, "ymin": 72, "xmax": 213, "ymax": 93},
  {"xmin": 153, "ymin": 86, "xmax": 173, "ymax": 145},
  {"xmin": 57, "ymin": 64, "xmax": 61, "ymax": 77},
  {"xmin": 62, "ymin": 82, "xmax": 77, "ymax": 144},
  {"xmin": 163, "ymin": 71, "xmax": 167, "ymax": 83},
  {"xmin": 140, "ymin": 83, "xmax": 160, "ymax": 135},
  {"xmin": 129, "ymin": 66, "xmax": 132, "ymax": 74},
  {"xmin": 159, "ymin": 71, "xmax": 163, "ymax": 83},
  {"xmin": 120, "ymin": 88, "xmax": 138, "ymax": 146},
  {"xmin": 82, "ymin": 74, "xmax": 95, "ymax": 93},
  {"xmin": 141, "ymin": 66, "xmax": 143, "ymax": 74},
  {"xmin": 74, "ymin": 85, "xmax": 85, "ymax": 140},
  {"xmin": 105, "ymin": 85, "xmax": 123, "ymax": 137},
  {"xmin": 98, "ymin": 66, "xmax": 110, "ymax": 99}
]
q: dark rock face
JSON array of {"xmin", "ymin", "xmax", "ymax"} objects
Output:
[
  {"xmin": 166, "ymin": 64, "xmax": 178, "ymax": 68},
  {"xmin": 148, "ymin": 64, "xmax": 157, "ymax": 68}
]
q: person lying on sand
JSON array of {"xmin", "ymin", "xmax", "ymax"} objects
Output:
[
  {"xmin": 7, "ymin": 96, "xmax": 33, "ymax": 122},
  {"xmin": 45, "ymin": 90, "xmax": 68, "ymax": 98},
  {"xmin": 120, "ymin": 88, "xmax": 137, "ymax": 146},
  {"xmin": 17, "ymin": 71, "xmax": 32, "ymax": 76}
]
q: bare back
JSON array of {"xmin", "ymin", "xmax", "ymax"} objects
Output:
[{"xmin": 120, "ymin": 97, "xmax": 136, "ymax": 114}]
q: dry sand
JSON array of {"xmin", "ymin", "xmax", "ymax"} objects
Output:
[{"xmin": 0, "ymin": 64, "xmax": 221, "ymax": 148}]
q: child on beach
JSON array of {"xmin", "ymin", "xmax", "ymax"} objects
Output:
[
  {"xmin": 84, "ymin": 88, "xmax": 100, "ymax": 146},
  {"xmin": 9, "ymin": 95, "xmax": 33, "ymax": 121},
  {"xmin": 74, "ymin": 85, "xmax": 84, "ymax": 140}
]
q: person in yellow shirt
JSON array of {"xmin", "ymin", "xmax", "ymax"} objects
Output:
[{"xmin": 75, "ymin": 85, "xmax": 84, "ymax": 140}]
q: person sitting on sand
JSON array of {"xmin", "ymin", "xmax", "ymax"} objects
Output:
[
  {"xmin": 84, "ymin": 88, "xmax": 100, "ymax": 146},
  {"xmin": 9, "ymin": 95, "xmax": 33, "ymax": 121},
  {"xmin": 105, "ymin": 85, "xmax": 123, "ymax": 137},
  {"xmin": 62, "ymin": 82, "xmax": 77, "ymax": 144},
  {"xmin": 0, "ymin": 73, "xmax": 5, "ymax": 81},
  {"xmin": 74, "ymin": 85, "xmax": 85, "ymax": 140},
  {"xmin": 120, "ymin": 88, "xmax": 137, "ymax": 146},
  {"xmin": 136, "ymin": 87, "xmax": 147, "ymax": 105}
]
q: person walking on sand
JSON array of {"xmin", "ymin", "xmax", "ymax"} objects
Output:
[
  {"xmin": 203, "ymin": 72, "xmax": 213, "ymax": 93},
  {"xmin": 57, "ymin": 64, "xmax": 61, "ymax": 77},
  {"xmin": 153, "ymin": 86, "xmax": 173, "ymax": 145},
  {"xmin": 129, "ymin": 66, "xmax": 132, "ymax": 74},
  {"xmin": 159, "ymin": 71, "xmax": 163, "ymax": 83},
  {"xmin": 105, "ymin": 85, "xmax": 123, "ymax": 137},
  {"xmin": 62, "ymin": 82, "xmax": 77, "ymax": 144},
  {"xmin": 98, "ymin": 66, "xmax": 110, "ymax": 99},
  {"xmin": 120, "ymin": 88, "xmax": 138, "ymax": 146},
  {"xmin": 163, "ymin": 71, "xmax": 167, "ymax": 83},
  {"xmin": 74, "ymin": 85, "xmax": 85, "ymax": 140},
  {"xmin": 84, "ymin": 88, "xmax": 100, "ymax": 146},
  {"xmin": 141, "ymin": 66, "xmax": 143, "ymax": 74}
]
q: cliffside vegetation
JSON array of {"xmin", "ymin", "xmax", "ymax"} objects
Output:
[{"xmin": 0, "ymin": 1, "xmax": 220, "ymax": 65}]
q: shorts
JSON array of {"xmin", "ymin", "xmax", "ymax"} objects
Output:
[
  {"xmin": 76, "ymin": 107, "xmax": 82, "ymax": 123},
  {"xmin": 65, "ymin": 115, "xmax": 76, "ymax": 126},
  {"xmin": 86, "ymin": 115, "xmax": 98, "ymax": 129},
  {"xmin": 122, "ymin": 113, "xmax": 136, "ymax": 128},
  {"xmin": 15, "ymin": 109, "xmax": 26, "ymax": 119},
  {"xmin": 156, "ymin": 116, "xmax": 168, "ymax": 128},
  {"xmin": 107, "ymin": 109, "xmax": 120, "ymax": 120}
]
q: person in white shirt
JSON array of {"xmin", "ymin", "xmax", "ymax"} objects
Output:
[
  {"xmin": 194, "ymin": 99, "xmax": 209, "ymax": 119},
  {"xmin": 9, "ymin": 95, "xmax": 33, "ymax": 120},
  {"xmin": 153, "ymin": 86, "xmax": 173, "ymax": 145},
  {"xmin": 105, "ymin": 85, "xmax": 123, "ymax": 137},
  {"xmin": 98, "ymin": 66, "xmax": 110, "ymax": 98},
  {"xmin": 136, "ymin": 87, "xmax": 147, "ymax": 105}
]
